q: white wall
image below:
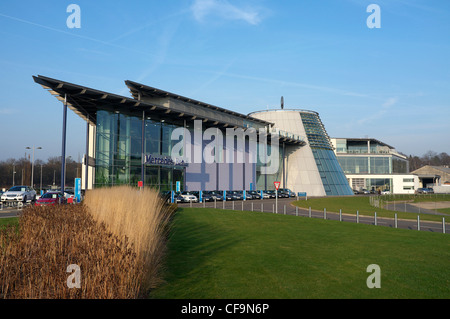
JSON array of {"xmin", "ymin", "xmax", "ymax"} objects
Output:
[{"xmin": 250, "ymin": 110, "xmax": 326, "ymax": 197}]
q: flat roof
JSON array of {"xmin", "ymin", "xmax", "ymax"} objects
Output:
[{"xmin": 332, "ymin": 137, "xmax": 395, "ymax": 150}]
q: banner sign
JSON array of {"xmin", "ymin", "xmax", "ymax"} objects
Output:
[{"xmin": 74, "ymin": 178, "xmax": 81, "ymax": 203}]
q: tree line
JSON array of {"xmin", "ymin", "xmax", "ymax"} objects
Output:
[
  {"xmin": 408, "ymin": 151, "xmax": 450, "ymax": 172},
  {"xmin": 0, "ymin": 156, "xmax": 82, "ymax": 190}
]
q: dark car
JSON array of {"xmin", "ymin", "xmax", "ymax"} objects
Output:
[
  {"xmin": 209, "ymin": 191, "xmax": 223, "ymax": 201},
  {"xmin": 200, "ymin": 191, "xmax": 213, "ymax": 202},
  {"xmin": 231, "ymin": 191, "xmax": 244, "ymax": 200},
  {"xmin": 248, "ymin": 191, "xmax": 261, "ymax": 199},
  {"xmin": 266, "ymin": 190, "xmax": 276, "ymax": 198},
  {"xmin": 279, "ymin": 188, "xmax": 295, "ymax": 197}
]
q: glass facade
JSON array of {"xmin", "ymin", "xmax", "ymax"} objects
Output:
[
  {"xmin": 256, "ymin": 143, "xmax": 282, "ymax": 191},
  {"xmin": 95, "ymin": 109, "xmax": 185, "ymax": 191},
  {"xmin": 338, "ymin": 156, "xmax": 408, "ymax": 174},
  {"xmin": 300, "ymin": 112, "xmax": 353, "ymax": 196},
  {"xmin": 366, "ymin": 178, "xmax": 392, "ymax": 192}
]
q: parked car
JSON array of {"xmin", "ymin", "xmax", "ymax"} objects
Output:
[
  {"xmin": 381, "ymin": 189, "xmax": 391, "ymax": 195},
  {"xmin": 35, "ymin": 191, "xmax": 66, "ymax": 206},
  {"xmin": 231, "ymin": 191, "xmax": 244, "ymax": 200},
  {"xmin": 416, "ymin": 188, "xmax": 434, "ymax": 194},
  {"xmin": 279, "ymin": 188, "xmax": 295, "ymax": 197},
  {"xmin": 180, "ymin": 191, "xmax": 198, "ymax": 203},
  {"xmin": 360, "ymin": 189, "xmax": 370, "ymax": 194},
  {"xmin": 261, "ymin": 191, "xmax": 271, "ymax": 199},
  {"xmin": 353, "ymin": 189, "xmax": 362, "ymax": 195},
  {"xmin": 248, "ymin": 191, "xmax": 261, "ymax": 199},
  {"xmin": 266, "ymin": 190, "xmax": 276, "ymax": 198},
  {"xmin": 245, "ymin": 191, "xmax": 258, "ymax": 200},
  {"xmin": 209, "ymin": 191, "xmax": 223, "ymax": 201},
  {"xmin": 0, "ymin": 185, "xmax": 36, "ymax": 204}
]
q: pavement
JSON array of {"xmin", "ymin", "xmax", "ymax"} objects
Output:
[{"xmin": 178, "ymin": 197, "xmax": 449, "ymax": 234}]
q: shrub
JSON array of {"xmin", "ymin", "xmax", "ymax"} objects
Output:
[{"xmin": 0, "ymin": 186, "xmax": 175, "ymax": 299}]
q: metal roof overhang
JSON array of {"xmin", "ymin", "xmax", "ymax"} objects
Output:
[
  {"xmin": 32, "ymin": 75, "xmax": 305, "ymax": 145},
  {"xmin": 125, "ymin": 80, "xmax": 274, "ymax": 127}
]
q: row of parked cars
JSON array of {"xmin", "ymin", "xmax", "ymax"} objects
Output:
[
  {"xmin": 0, "ymin": 185, "xmax": 76, "ymax": 207},
  {"xmin": 353, "ymin": 188, "xmax": 391, "ymax": 195},
  {"xmin": 163, "ymin": 189, "xmax": 296, "ymax": 203}
]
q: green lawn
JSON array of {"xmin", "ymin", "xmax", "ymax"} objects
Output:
[
  {"xmin": 0, "ymin": 217, "xmax": 18, "ymax": 227},
  {"xmin": 150, "ymin": 207, "xmax": 450, "ymax": 299},
  {"xmin": 292, "ymin": 196, "xmax": 448, "ymax": 222}
]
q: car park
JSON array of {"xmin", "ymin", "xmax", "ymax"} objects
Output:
[
  {"xmin": 0, "ymin": 185, "xmax": 37, "ymax": 204},
  {"xmin": 35, "ymin": 191, "xmax": 66, "ymax": 206}
]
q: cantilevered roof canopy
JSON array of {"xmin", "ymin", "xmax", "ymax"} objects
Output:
[
  {"xmin": 125, "ymin": 80, "xmax": 273, "ymax": 128},
  {"xmin": 32, "ymin": 75, "xmax": 306, "ymax": 145}
]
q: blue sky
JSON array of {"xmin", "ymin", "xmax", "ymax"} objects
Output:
[{"xmin": 0, "ymin": 0, "xmax": 449, "ymax": 161}]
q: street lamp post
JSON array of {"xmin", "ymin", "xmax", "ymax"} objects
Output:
[{"xmin": 25, "ymin": 146, "xmax": 42, "ymax": 188}]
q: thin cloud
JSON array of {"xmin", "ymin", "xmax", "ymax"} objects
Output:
[
  {"xmin": 357, "ymin": 97, "xmax": 399, "ymax": 125},
  {"xmin": 191, "ymin": 0, "xmax": 262, "ymax": 25}
]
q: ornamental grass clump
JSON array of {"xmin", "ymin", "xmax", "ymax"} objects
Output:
[{"xmin": 0, "ymin": 186, "xmax": 175, "ymax": 299}]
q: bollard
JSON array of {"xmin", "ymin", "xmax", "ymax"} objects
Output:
[
  {"xmin": 296, "ymin": 206, "xmax": 298, "ymax": 216},
  {"xmin": 395, "ymin": 213, "xmax": 398, "ymax": 228},
  {"xmin": 284, "ymin": 205, "xmax": 286, "ymax": 215},
  {"xmin": 251, "ymin": 202, "xmax": 254, "ymax": 212},
  {"xmin": 417, "ymin": 215, "xmax": 420, "ymax": 231},
  {"xmin": 273, "ymin": 204, "xmax": 274, "ymax": 214},
  {"xmin": 443, "ymin": 217, "xmax": 446, "ymax": 234},
  {"xmin": 261, "ymin": 203, "xmax": 263, "ymax": 212},
  {"xmin": 190, "ymin": 200, "xmax": 192, "ymax": 208},
  {"xmin": 242, "ymin": 201, "xmax": 244, "ymax": 211},
  {"xmin": 232, "ymin": 201, "xmax": 235, "ymax": 210},
  {"xmin": 374, "ymin": 212, "xmax": 377, "ymax": 226},
  {"xmin": 339, "ymin": 209, "xmax": 342, "ymax": 222},
  {"xmin": 356, "ymin": 211, "xmax": 359, "ymax": 224},
  {"xmin": 214, "ymin": 199, "xmax": 217, "ymax": 209},
  {"xmin": 324, "ymin": 208, "xmax": 326, "ymax": 220},
  {"xmin": 203, "ymin": 200, "xmax": 206, "ymax": 208},
  {"xmin": 309, "ymin": 207, "xmax": 311, "ymax": 218}
]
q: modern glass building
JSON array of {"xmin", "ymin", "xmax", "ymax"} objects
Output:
[
  {"xmin": 33, "ymin": 75, "xmax": 353, "ymax": 196},
  {"xmin": 330, "ymin": 138, "xmax": 418, "ymax": 194}
]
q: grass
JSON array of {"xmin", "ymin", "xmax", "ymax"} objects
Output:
[
  {"xmin": 438, "ymin": 208, "xmax": 450, "ymax": 215},
  {"xmin": 292, "ymin": 196, "xmax": 448, "ymax": 222},
  {"xmin": 150, "ymin": 207, "xmax": 450, "ymax": 299}
]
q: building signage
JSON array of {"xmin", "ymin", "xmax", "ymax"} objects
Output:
[{"xmin": 144, "ymin": 154, "xmax": 188, "ymax": 167}]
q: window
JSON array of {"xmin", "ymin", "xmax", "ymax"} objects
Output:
[
  {"xmin": 403, "ymin": 186, "xmax": 414, "ymax": 190},
  {"xmin": 403, "ymin": 178, "xmax": 414, "ymax": 183}
]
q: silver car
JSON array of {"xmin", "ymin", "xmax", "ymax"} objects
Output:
[{"xmin": 0, "ymin": 185, "xmax": 37, "ymax": 204}]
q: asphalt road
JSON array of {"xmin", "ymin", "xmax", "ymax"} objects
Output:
[{"xmin": 178, "ymin": 197, "xmax": 449, "ymax": 234}]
